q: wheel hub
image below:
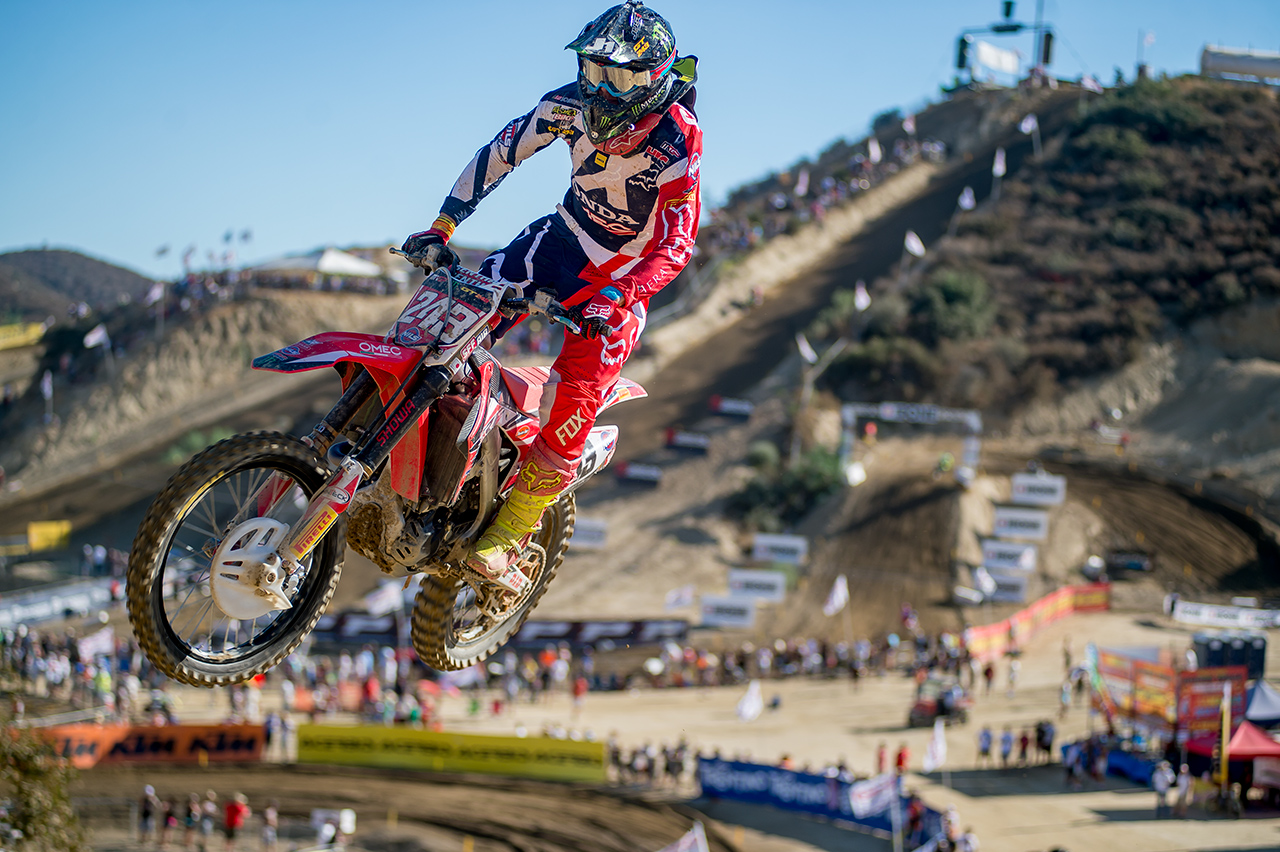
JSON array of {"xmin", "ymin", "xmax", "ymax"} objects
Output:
[{"xmin": 208, "ymin": 518, "xmax": 294, "ymax": 619}]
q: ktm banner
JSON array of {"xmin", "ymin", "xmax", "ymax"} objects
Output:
[
  {"xmin": 296, "ymin": 725, "xmax": 605, "ymax": 783},
  {"xmin": 43, "ymin": 724, "xmax": 264, "ymax": 769}
]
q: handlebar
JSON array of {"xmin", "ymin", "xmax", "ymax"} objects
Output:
[
  {"xmin": 501, "ymin": 292, "xmax": 615, "ymax": 339},
  {"xmin": 390, "ymin": 247, "xmax": 615, "ymax": 339}
]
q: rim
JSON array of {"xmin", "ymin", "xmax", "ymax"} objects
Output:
[
  {"xmin": 154, "ymin": 463, "xmax": 318, "ymax": 665},
  {"xmin": 450, "ymin": 548, "xmax": 545, "ymax": 649}
]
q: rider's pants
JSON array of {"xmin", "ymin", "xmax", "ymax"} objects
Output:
[{"xmin": 480, "ymin": 213, "xmax": 645, "ymax": 464}]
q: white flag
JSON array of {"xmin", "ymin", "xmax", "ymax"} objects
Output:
[
  {"xmin": 83, "ymin": 323, "xmax": 110, "ymax": 349},
  {"xmin": 849, "ymin": 772, "xmax": 898, "ymax": 818},
  {"xmin": 823, "ymin": 575, "xmax": 849, "ymax": 617},
  {"xmin": 923, "ymin": 718, "xmax": 948, "ymax": 773},
  {"xmin": 854, "ymin": 280, "xmax": 872, "ymax": 312},
  {"xmin": 1143, "ymin": 31, "xmax": 1156, "ymax": 48},
  {"xmin": 1019, "ymin": 113, "xmax": 1039, "ymax": 135},
  {"xmin": 902, "ymin": 114, "xmax": 916, "ymax": 135},
  {"xmin": 795, "ymin": 332, "xmax": 818, "ymax": 365},
  {"xmin": 992, "ymin": 147, "xmax": 1007, "ymax": 177},
  {"xmin": 144, "ymin": 281, "xmax": 164, "ymax": 306},
  {"xmin": 795, "ymin": 168, "xmax": 810, "ymax": 198},
  {"xmin": 664, "ymin": 584, "xmax": 696, "ymax": 611},
  {"xmin": 39, "ymin": 369, "xmax": 53, "ymax": 401},
  {"xmin": 904, "ymin": 231, "xmax": 926, "ymax": 258},
  {"xmin": 868, "ymin": 137, "xmax": 882, "ymax": 164},
  {"xmin": 736, "ymin": 679, "xmax": 764, "ymax": 722},
  {"xmin": 974, "ymin": 566, "xmax": 998, "ymax": 597},
  {"xmin": 656, "ymin": 821, "xmax": 710, "ymax": 852},
  {"xmin": 957, "ymin": 186, "xmax": 976, "ymax": 211},
  {"xmin": 1081, "ymin": 74, "xmax": 1104, "ymax": 94}
]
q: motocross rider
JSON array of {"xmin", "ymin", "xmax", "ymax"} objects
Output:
[{"xmin": 400, "ymin": 1, "xmax": 701, "ymax": 592}]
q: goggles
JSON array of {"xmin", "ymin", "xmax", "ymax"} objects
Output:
[{"xmin": 578, "ymin": 55, "xmax": 672, "ymax": 96}]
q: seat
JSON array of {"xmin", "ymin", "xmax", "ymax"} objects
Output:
[{"xmin": 500, "ymin": 366, "xmax": 552, "ymax": 414}]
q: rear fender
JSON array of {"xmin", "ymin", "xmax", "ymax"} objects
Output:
[{"xmin": 600, "ymin": 377, "xmax": 647, "ymax": 412}]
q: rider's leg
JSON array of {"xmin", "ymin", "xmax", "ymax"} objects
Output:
[{"xmin": 466, "ymin": 305, "xmax": 641, "ymax": 579}]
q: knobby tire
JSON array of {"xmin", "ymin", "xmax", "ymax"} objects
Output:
[
  {"xmin": 411, "ymin": 493, "xmax": 575, "ymax": 671},
  {"xmin": 126, "ymin": 431, "xmax": 344, "ymax": 687}
]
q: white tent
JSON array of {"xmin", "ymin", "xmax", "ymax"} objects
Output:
[{"xmin": 247, "ymin": 247, "xmax": 384, "ymax": 278}]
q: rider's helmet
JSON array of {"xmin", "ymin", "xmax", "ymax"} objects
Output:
[{"xmin": 566, "ymin": 1, "xmax": 680, "ymax": 147}]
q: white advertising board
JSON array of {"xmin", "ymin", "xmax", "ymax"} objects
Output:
[
  {"xmin": 1172, "ymin": 600, "xmax": 1280, "ymax": 629},
  {"xmin": 993, "ymin": 506, "xmax": 1050, "ymax": 541},
  {"xmin": 569, "ymin": 517, "xmax": 609, "ymax": 550},
  {"xmin": 984, "ymin": 568, "xmax": 1030, "ymax": 603},
  {"xmin": 1011, "ymin": 472, "xmax": 1067, "ymax": 506},
  {"xmin": 751, "ymin": 533, "xmax": 809, "ymax": 565},
  {"xmin": 727, "ymin": 569, "xmax": 787, "ymax": 603},
  {"xmin": 699, "ymin": 595, "xmax": 757, "ymax": 629},
  {"xmin": 981, "ymin": 539, "xmax": 1038, "ymax": 572}
]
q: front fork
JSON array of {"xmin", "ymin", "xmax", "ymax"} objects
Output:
[{"xmin": 251, "ymin": 364, "xmax": 454, "ymax": 601}]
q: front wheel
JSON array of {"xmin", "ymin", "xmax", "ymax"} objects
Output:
[
  {"xmin": 411, "ymin": 493, "xmax": 574, "ymax": 671},
  {"xmin": 126, "ymin": 432, "xmax": 344, "ymax": 686}
]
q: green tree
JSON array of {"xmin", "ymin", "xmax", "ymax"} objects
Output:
[
  {"xmin": 0, "ymin": 721, "xmax": 89, "ymax": 852},
  {"xmin": 912, "ymin": 269, "xmax": 996, "ymax": 344}
]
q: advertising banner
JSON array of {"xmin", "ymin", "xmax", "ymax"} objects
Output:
[
  {"xmin": 981, "ymin": 539, "xmax": 1037, "ymax": 572},
  {"xmin": 751, "ymin": 533, "xmax": 808, "ymax": 565},
  {"xmin": 962, "ymin": 584, "xmax": 1111, "ymax": 661},
  {"xmin": 511, "ymin": 619, "xmax": 689, "ymax": 648},
  {"xmin": 984, "ymin": 568, "xmax": 1029, "ymax": 603},
  {"xmin": 0, "ymin": 578, "xmax": 115, "ymax": 629},
  {"xmin": 1176, "ymin": 666, "xmax": 1248, "ymax": 735},
  {"xmin": 296, "ymin": 725, "xmax": 604, "ymax": 783},
  {"xmin": 698, "ymin": 758, "xmax": 941, "ymax": 838},
  {"xmin": 0, "ymin": 322, "xmax": 46, "ymax": 351},
  {"xmin": 1172, "ymin": 600, "xmax": 1280, "ymax": 629},
  {"xmin": 993, "ymin": 506, "xmax": 1050, "ymax": 541},
  {"xmin": 699, "ymin": 595, "xmax": 757, "ymax": 629},
  {"xmin": 1010, "ymin": 473, "xmax": 1067, "ymax": 506},
  {"xmin": 44, "ymin": 724, "xmax": 264, "ymax": 769},
  {"xmin": 568, "ymin": 517, "xmax": 609, "ymax": 551},
  {"xmin": 1132, "ymin": 660, "xmax": 1177, "ymax": 733},
  {"xmin": 1096, "ymin": 650, "xmax": 1135, "ymax": 716},
  {"xmin": 727, "ymin": 569, "xmax": 787, "ymax": 603}
]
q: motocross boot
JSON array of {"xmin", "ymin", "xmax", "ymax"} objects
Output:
[{"xmin": 466, "ymin": 441, "xmax": 575, "ymax": 596}]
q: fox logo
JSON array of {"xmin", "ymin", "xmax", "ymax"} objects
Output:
[
  {"xmin": 600, "ymin": 336, "xmax": 630, "ymax": 366},
  {"xmin": 554, "ymin": 410, "xmax": 588, "ymax": 445},
  {"xmin": 519, "ymin": 460, "xmax": 563, "ymax": 494}
]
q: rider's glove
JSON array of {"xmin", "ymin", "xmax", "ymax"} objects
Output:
[
  {"xmin": 400, "ymin": 219, "xmax": 457, "ymax": 271},
  {"xmin": 569, "ymin": 286, "xmax": 623, "ymax": 340}
]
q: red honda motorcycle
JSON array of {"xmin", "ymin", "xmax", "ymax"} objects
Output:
[{"xmin": 126, "ymin": 260, "xmax": 644, "ymax": 685}]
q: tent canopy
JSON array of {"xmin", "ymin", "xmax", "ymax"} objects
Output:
[
  {"xmin": 248, "ymin": 247, "xmax": 383, "ymax": 278},
  {"xmin": 1247, "ymin": 680, "xmax": 1280, "ymax": 728},
  {"xmin": 1188, "ymin": 720, "xmax": 1280, "ymax": 759}
]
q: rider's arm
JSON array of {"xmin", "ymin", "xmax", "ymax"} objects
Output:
[
  {"xmin": 432, "ymin": 88, "xmax": 571, "ymax": 238},
  {"xmin": 598, "ymin": 106, "xmax": 703, "ymax": 308}
]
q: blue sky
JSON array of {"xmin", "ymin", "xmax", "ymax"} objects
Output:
[{"xmin": 2, "ymin": 1, "xmax": 1277, "ymax": 280}]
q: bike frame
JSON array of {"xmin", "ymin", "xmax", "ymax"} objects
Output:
[{"xmin": 246, "ymin": 266, "xmax": 645, "ymax": 575}]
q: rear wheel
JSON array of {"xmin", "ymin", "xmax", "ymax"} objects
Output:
[
  {"xmin": 411, "ymin": 492, "xmax": 574, "ymax": 671},
  {"xmin": 126, "ymin": 432, "xmax": 343, "ymax": 686}
]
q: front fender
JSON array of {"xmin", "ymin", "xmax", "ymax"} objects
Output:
[{"xmin": 252, "ymin": 332, "xmax": 420, "ymax": 381}]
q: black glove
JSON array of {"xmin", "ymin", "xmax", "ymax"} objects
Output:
[
  {"xmin": 400, "ymin": 228, "xmax": 456, "ymax": 271},
  {"xmin": 567, "ymin": 287, "xmax": 622, "ymax": 340}
]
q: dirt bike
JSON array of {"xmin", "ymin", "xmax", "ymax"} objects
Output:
[{"xmin": 126, "ymin": 256, "xmax": 644, "ymax": 685}]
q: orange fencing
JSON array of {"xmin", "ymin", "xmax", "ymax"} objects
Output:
[{"xmin": 963, "ymin": 583, "xmax": 1111, "ymax": 662}]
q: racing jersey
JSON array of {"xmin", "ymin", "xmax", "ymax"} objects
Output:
[{"xmin": 437, "ymin": 82, "xmax": 702, "ymax": 308}]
